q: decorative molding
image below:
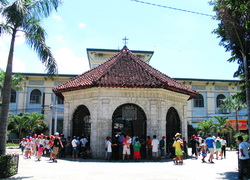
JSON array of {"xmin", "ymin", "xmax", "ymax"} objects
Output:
[
  {"xmin": 215, "ymin": 86, "xmax": 228, "ymax": 91},
  {"xmin": 192, "ymin": 85, "xmax": 206, "ymax": 90},
  {"xmin": 29, "ymin": 80, "xmax": 44, "ymax": 85}
]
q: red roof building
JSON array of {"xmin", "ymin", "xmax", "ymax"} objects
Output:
[{"xmin": 53, "ymin": 46, "xmax": 198, "ymax": 99}]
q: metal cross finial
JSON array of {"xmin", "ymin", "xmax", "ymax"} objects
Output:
[{"xmin": 122, "ymin": 36, "xmax": 129, "ymax": 46}]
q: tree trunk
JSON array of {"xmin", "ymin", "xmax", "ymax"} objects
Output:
[
  {"xmin": 242, "ymin": 52, "xmax": 250, "ymax": 139},
  {"xmin": 0, "ymin": 29, "xmax": 16, "ymax": 155},
  {"xmin": 235, "ymin": 110, "xmax": 239, "ymax": 133}
]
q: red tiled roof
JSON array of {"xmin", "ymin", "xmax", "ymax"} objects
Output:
[{"xmin": 53, "ymin": 46, "xmax": 198, "ymax": 99}]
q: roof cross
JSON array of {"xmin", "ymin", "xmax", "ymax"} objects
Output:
[{"xmin": 122, "ymin": 36, "xmax": 129, "ymax": 46}]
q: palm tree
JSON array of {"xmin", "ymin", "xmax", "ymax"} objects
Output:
[
  {"xmin": 196, "ymin": 119, "xmax": 215, "ymax": 137},
  {"xmin": 213, "ymin": 116, "xmax": 234, "ymax": 137},
  {"xmin": 24, "ymin": 112, "xmax": 45, "ymax": 135},
  {"xmin": 0, "ymin": 0, "xmax": 62, "ymax": 155},
  {"xmin": 220, "ymin": 96, "xmax": 247, "ymax": 132},
  {"xmin": 8, "ymin": 113, "xmax": 28, "ymax": 139}
]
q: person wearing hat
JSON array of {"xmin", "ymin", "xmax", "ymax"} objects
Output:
[
  {"xmin": 190, "ymin": 135, "xmax": 198, "ymax": 159},
  {"xmin": 52, "ymin": 132, "xmax": 63, "ymax": 162},
  {"xmin": 19, "ymin": 138, "xmax": 26, "ymax": 155},
  {"xmin": 159, "ymin": 136, "xmax": 166, "ymax": 160},
  {"xmin": 37, "ymin": 134, "xmax": 45, "ymax": 161},
  {"xmin": 175, "ymin": 133, "xmax": 181, "ymax": 137}
]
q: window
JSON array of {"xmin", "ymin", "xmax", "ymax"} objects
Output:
[
  {"xmin": 217, "ymin": 94, "xmax": 226, "ymax": 108},
  {"xmin": 30, "ymin": 89, "xmax": 42, "ymax": 104},
  {"xmin": 57, "ymin": 97, "xmax": 64, "ymax": 105},
  {"xmin": 193, "ymin": 94, "xmax": 204, "ymax": 107},
  {"xmin": 10, "ymin": 89, "xmax": 16, "ymax": 103}
]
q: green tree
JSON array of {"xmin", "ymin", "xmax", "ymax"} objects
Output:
[
  {"xmin": 24, "ymin": 112, "xmax": 45, "ymax": 135},
  {"xmin": 0, "ymin": 69, "xmax": 24, "ymax": 102},
  {"xmin": 8, "ymin": 114, "xmax": 28, "ymax": 139},
  {"xmin": 0, "ymin": 0, "xmax": 62, "ymax": 155},
  {"xmin": 220, "ymin": 96, "xmax": 246, "ymax": 132},
  {"xmin": 213, "ymin": 116, "xmax": 234, "ymax": 137},
  {"xmin": 196, "ymin": 119, "xmax": 215, "ymax": 137},
  {"xmin": 210, "ymin": 0, "xmax": 250, "ymax": 138}
]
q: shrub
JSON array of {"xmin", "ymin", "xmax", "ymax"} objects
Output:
[{"xmin": 0, "ymin": 154, "xmax": 19, "ymax": 178}]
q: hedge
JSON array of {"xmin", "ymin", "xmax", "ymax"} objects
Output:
[{"xmin": 0, "ymin": 154, "xmax": 19, "ymax": 178}]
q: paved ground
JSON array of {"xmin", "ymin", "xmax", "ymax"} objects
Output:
[{"xmin": 5, "ymin": 147, "xmax": 241, "ymax": 180}]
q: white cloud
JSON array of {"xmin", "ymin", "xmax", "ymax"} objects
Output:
[
  {"xmin": 53, "ymin": 14, "xmax": 62, "ymax": 21},
  {"xmin": 53, "ymin": 48, "xmax": 89, "ymax": 74},
  {"xmin": 79, "ymin": 23, "xmax": 86, "ymax": 29},
  {"xmin": 55, "ymin": 35, "xmax": 64, "ymax": 42}
]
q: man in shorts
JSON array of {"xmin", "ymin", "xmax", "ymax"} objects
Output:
[
  {"xmin": 206, "ymin": 134, "xmax": 215, "ymax": 163},
  {"xmin": 52, "ymin": 132, "xmax": 63, "ymax": 162},
  {"xmin": 122, "ymin": 135, "xmax": 131, "ymax": 161}
]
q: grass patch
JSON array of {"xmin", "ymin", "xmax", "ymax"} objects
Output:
[{"xmin": 6, "ymin": 143, "xmax": 19, "ymax": 147}]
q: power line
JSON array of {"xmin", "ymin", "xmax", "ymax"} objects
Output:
[{"xmin": 130, "ymin": 0, "xmax": 215, "ymax": 17}]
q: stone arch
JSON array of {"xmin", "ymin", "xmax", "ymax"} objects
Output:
[
  {"xmin": 72, "ymin": 105, "xmax": 91, "ymax": 137},
  {"xmin": 112, "ymin": 103, "xmax": 147, "ymax": 138},
  {"xmin": 166, "ymin": 107, "xmax": 181, "ymax": 154}
]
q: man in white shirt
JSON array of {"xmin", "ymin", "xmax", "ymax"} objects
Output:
[
  {"xmin": 151, "ymin": 135, "xmax": 159, "ymax": 161},
  {"xmin": 71, "ymin": 136, "xmax": 79, "ymax": 158},
  {"xmin": 237, "ymin": 136, "xmax": 250, "ymax": 180},
  {"xmin": 220, "ymin": 137, "xmax": 227, "ymax": 159}
]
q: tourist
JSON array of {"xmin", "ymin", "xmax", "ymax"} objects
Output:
[
  {"xmin": 220, "ymin": 137, "xmax": 227, "ymax": 159},
  {"xmin": 182, "ymin": 137, "xmax": 188, "ymax": 159},
  {"xmin": 52, "ymin": 132, "xmax": 63, "ymax": 162},
  {"xmin": 80, "ymin": 135, "xmax": 88, "ymax": 151},
  {"xmin": 201, "ymin": 139, "xmax": 207, "ymax": 163},
  {"xmin": 32, "ymin": 134, "xmax": 38, "ymax": 156},
  {"xmin": 190, "ymin": 135, "xmax": 198, "ymax": 159},
  {"xmin": 133, "ymin": 138, "xmax": 141, "ymax": 161},
  {"xmin": 48, "ymin": 135, "xmax": 54, "ymax": 160},
  {"xmin": 106, "ymin": 136, "xmax": 117, "ymax": 161},
  {"xmin": 37, "ymin": 134, "xmax": 45, "ymax": 161},
  {"xmin": 19, "ymin": 138, "xmax": 26, "ymax": 155},
  {"xmin": 206, "ymin": 134, "xmax": 215, "ymax": 163},
  {"xmin": 118, "ymin": 133, "xmax": 125, "ymax": 159},
  {"xmin": 237, "ymin": 135, "xmax": 250, "ymax": 180},
  {"xmin": 104, "ymin": 136, "xmax": 109, "ymax": 160},
  {"xmin": 159, "ymin": 136, "xmax": 166, "ymax": 160},
  {"xmin": 72, "ymin": 136, "xmax": 79, "ymax": 159},
  {"xmin": 146, "ymin": 136, "xmax": 153, "ymax": 159},
  {"xmin": 122, "ymin": 135, "xmax": 131, "ymax": 161},
  {"xmin": 215, "ymin": 137, "xmax": 221, "ymax": 160},
  {"xmin": 60, "ymin": 134, "xmax": 67, "ymax": 158},
  {"xmin": 151, "ymin": 135, "xmax": 159, "ymax": 161},
  {"xmin": 173, "ymin": 136, "xmax": 183, "ymax": 165},
  {"xmin": 65, "ymin": 136, "xmax": 72, "ymax": 157},
  {"xmin": 25, "ymin": 138, "xmax": 32, "ymax": 159},
  {"xmin": 139, "ymin": 135, "xmax": 146, "ymax": 159}
]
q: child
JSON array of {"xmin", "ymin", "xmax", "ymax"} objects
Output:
[
  {"xmin": 133, "ymin": 138, "xmax": 141, "ymax": 161},
  {"xmin": 19, "ymin": 138, "xmax": 26, "ymax": 155},
  {"xmin": 201, "ymin": 139, "xmax": 207, "ymax": 163}
]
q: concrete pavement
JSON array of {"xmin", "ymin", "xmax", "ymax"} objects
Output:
[{"xmin": 5, "ymin": 148, "xmax": 240, "ymax": 180}]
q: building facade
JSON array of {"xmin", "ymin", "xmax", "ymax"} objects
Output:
[{"xmin": 8, "ymin": 47, "xmax": 247, "ymax": 157}]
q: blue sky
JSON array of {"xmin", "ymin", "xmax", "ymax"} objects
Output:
[{"xmin": 0, "ymin": 0, "xmax": 239, "ymax": 79}]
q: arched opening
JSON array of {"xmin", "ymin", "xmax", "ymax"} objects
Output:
[
  {"xmin": 72, "ymin": 105, "xmax": 91, "ymax": 137},
  {"xmin": 30, "ymin": 89, "xmax": 42, "ymax": 104},
  {"xmin": 166, "ymin": 107, "xmax": 181, "ymax": 156},
  {"xmin": 112, "ymin": 103, "xmax": 147, "ymax": 159}
]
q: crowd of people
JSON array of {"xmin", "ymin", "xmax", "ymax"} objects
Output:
[{"xmin": 19, "ymin": 133, "xmax": 91, "ymax": 162}]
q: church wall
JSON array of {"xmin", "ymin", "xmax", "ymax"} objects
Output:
[{"xmin": 62, "ymin": 87, "xmax": 189, "ymax": 158}]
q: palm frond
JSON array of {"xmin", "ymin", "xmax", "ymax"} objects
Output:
[{"xmin": 23, "ymin": 18, "xmax": 58, "ymax": 74}]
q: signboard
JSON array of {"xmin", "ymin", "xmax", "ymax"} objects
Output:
[{"xmin": 228, "ymin": 119, "xmax": 248, "ymax": 130}]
